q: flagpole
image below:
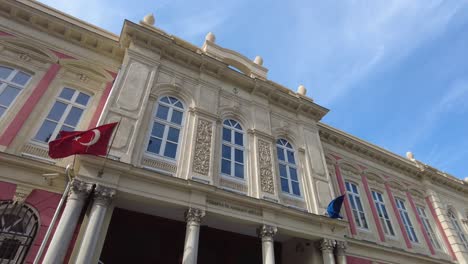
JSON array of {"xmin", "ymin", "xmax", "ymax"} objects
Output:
[{"xmin": 97, "ymin": 117, "xmax": 122, "ymax": 177}]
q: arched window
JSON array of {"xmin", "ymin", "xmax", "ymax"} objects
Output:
[
  {"xmin": 0, "ymin": 65, "xmax": 32, "ymax": 118},
  {"xmin": 345, "ymin": 181, "xmax": 368, "ymax": 229},
  {"xmin": 147, "ymin": 96, "xmax": 185, "ymax": 159},
  {"xmin": 276, "ymin": 139, "xmax": 300, "ymax": 196},
  {"xmin": 448, "ymin": 210, "xmax": 468, "ymax": 249},
  {"xmin": 0, "ymin": 201, "xmax": 39, "ymax": 263},
  {"xmin": 221, "ymin": 119, "xmax": 244, "ymax": 179}
]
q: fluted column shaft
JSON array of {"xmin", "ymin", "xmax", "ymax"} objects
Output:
[
  {"xmin": 258, "ymin": 225, "xmax": 277, "ymax": 264},
  {"xmin": 336, "ymin": 241, "xmax": 347, "ymax": 264},
  {"xmin": 182, "ymin": 208, "xmax": 205, "ymax": 264},
  {"xmin": 75, "ymin": 185, "xmax": 116, "ymax": 263},
  {"xmin": 319, "ymin": 239, "xmax": 336, "ymax": 264},
  {"xmin": 42, "ymin": 179, "xmax": 92, "ymax": 264}
]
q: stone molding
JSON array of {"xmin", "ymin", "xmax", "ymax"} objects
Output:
[
  {"xmin": 319, "ymin": 238, "xmax": 335, "ymax": 252},
  {"xmin": 257, "ymin": 224, "xmax": 277, "ymax": 241},
  {"xmin": 93, "ymin": 185, "xmax": 116, "ymax": 206},
  {"xmin": 336, "ymin": 240, "xmax": 347, "ymax": 256},
  {"xmin": 185, "ymin": 208, "xmax": 205, "ymax": 224},
  {"xmin": 192, "ymin": 119, "xmax": 213, "ymax": 176},
  {"xmin": 68, "ymin": 179, "xmax": 93, "ymax": 201},
  {"xmin": 258, "ymin": 139, "xmax": 275, "ymax": 194}
]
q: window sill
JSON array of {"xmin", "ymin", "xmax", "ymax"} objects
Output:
[
  {"xmin": 220, "ymin": 174, "xmax": 246, "ymax": 184},
  {"xmin": 280, "ymin": 192, "xmax": 304, "ymax": 201}
]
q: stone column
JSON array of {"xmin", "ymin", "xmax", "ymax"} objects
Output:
[
  {"xmin": 335, "ymin": 241, "xmax": 347, "ymax": 264},
  {"xmin": 42, "ymin": 179, "xmax": 92, "ymax": 264},
  {"xmin": 75, "ymin": 185, "xmax": 116, "ymax": 263},
  {"xmin": 182, "ymin": 208, "xmax": 205, "ymax": 264},
  {"xmin": 257, "ymin": 224, "xmax": 277, "ymax": 264},
  {"xmin": 319, "ymin": 239, "xmax": 336, "ymax": 264}
]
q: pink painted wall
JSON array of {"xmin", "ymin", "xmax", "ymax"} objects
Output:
[
  {"xmin": 0, "ymin": 181, "xmax": 16, "ymax": 200},
  {"xmin": 361, "ymin": 174, "xmax": 386, "ymax": 242},
  {"xmin": 347, "ymin": 256, "xmax": 373, "ymax": 264}
]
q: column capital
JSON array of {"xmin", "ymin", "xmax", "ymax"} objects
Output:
[
  {"xmin": 93, "ymin": 185, "xmax": 116, "ymax": 206},
  {"xmin": 185, "ymin": 208, "xmax": 205, "ymax": 224},
  {"xmin": 257, "ymin": 224, "xmax": 277, "ymax": 240},
  {"xmin": 68, "ymin": 179, "xmax": 93, "ymax": 200},
  {"xmin": 319, "ymin": 238, "xmax": 336, "ymax": 252},
  {"xmin": 336, "ymin": 240, "xmax": 347, "ymax": 256}
]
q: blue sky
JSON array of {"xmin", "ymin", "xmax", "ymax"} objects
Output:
[{"xmin": 39, "ymin": 0, "xmax": 468, "ymax": 179}]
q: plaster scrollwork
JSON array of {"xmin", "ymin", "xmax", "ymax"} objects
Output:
[
  {"xmin": 319, "ymin": 238, "xmax": 335, "ymax": 252},
  {"xmin": 93, "ymin": 185, "xmax": 116, "ymax": 206},
  {"xmin": 77, "ymin": 73, "xmax": 90, "ymax": 83},
  {"xmin": 258, "ymin": 139, "xmax": 275, "ymax": 194},
  {"xmin": 19, "ymin": 53, "xmax": 31, "ymax": 62},
  {"xmin": 185, "ymin": 208, "xmax": 205, "ymax": 224},
  {"xmin": 192, "ymin": 119, "xmax": 213, "ymax": 176},
  {"xmin": 68, "ymin": 179, "xmax": 93, "ymax": 201},
  {"xmin": 257, "ymin": 225, "xmax": 277, "ymax": 241}
]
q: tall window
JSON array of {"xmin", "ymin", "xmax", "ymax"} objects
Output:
[
  {"xmin": 448, "ymin": 210, "xmax": 468, "ymax": 249},
  {"xmin": 345, "ymin": 181, "xmax": 368, "ymax": 229},
  {"xmin": 0, "ymin": 66, "xmax": 32, "ymax": 118},
  {"xmin": 372, "ymin": 191, "xmax": 395, "ymax": 236},
  {"xmin": 147, "ymin": 96, "xmax": 184, "ymax": 159},
  {"xmin": 276, "ymin": 139, "xmax": 300, "ymax": 196},
  {"xmin": 221, "ymin": 119, "xmax": 244, "ymax": 179},
  {"xmin": 395, "ymin": 198, "xmax": 419, "ymax": 243},
  {"xmin": 417, "ymin": 206, "xmax": 442, "ymax": 250},
  {"xmin": 34, "ymin": 87, "xmax": 90, "ymax": 143},
  {"xmin": 0, "ymin": 201, "xmax": 39, "ymax": 264}
]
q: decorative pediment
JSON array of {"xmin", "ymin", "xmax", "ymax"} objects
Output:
[
  {"xmin": 364, "ymin": 171, "xmax": 385, "ymax": 184},
  {"xmin": 388, "ymin": 180, "xmax": 407, "ymax": 192},
  {"xmin": 339, "ymin": 162, "xmax": 360, "ymax": 178},
  {"xmin": 0, "ymin": 39, "xmax": 55, "ymax": 63},
  {"xmin": 62, "ymin": 61, "xmax": 114, "ymax": 83},
  {"xmin": 408, "ymin": 188, "xmax": 425, "ymax": 199}
]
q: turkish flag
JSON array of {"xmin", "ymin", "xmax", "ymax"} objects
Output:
[{"xmin": 48, "ymin": 122, "xmax": 118, "ymax": 159}]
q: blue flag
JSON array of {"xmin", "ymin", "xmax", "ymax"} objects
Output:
[{"xmin": 326, "ymin": 195, "xmax": 345, "ymax": 219}]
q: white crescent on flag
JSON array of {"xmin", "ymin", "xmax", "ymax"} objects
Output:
[{"xmin": 79, "ymin": 129, "xmax": 101, "ymax": 146}]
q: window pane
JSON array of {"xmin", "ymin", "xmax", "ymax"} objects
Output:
[
  {"xmin": 160, "ymin": 96, "xmax": 170, "ymax": 103},
  {"xmin": 279, "ymin": 164, "xmax": 287, "ymax": 177},
  {"xmin": 151, "ymin": 122, "xmax": 165, "ymax": 138},
  {"xmin": 235, "ymin": 149, "xmax": 243, "ymax": 163},
  {"xmin": 11, "ymin": 72, "xmax": 30, "ymax": 86},
  {"xmin": 277, "ymin": 147, "xmax": 285, "ymax": 161},
  {"xmin": 76, "ymin": 93, "xmax": 90, "ymax": 106},
  {"xmin": 64, "ymin": 107, "xmax": 83, "ymax": 126},
  {"xmin": 345, "ymin": 182, "xmax": 351, "ymax": 192},
  {"xmin": 221, "ymin": 159, "xmax": 231, "ymax": 174},
  {"xmin": 163, "ymin": 142, "xmax": 177, "ymax": 158},
  {"xmin": 156, "ymin": 105, "xmax": 169, "ymax": 120},
  {"xmin": 281, "ymin": 178, "xmax": 289, "ymax": 192},
  {"xmin": 0, "ymin": 106, "xmax": 5, "ymax": 117},
  {"xmin": 0, "ymin": 66, "xmax": 13, "ymax": 79},
  {"xmin": 292, "ymin": 181, "xmax": 300, "ymax": 196},
  {"xmin": 35, "ymin": 120, "xmax": 57, "ymax": 142},
  {"xmin": 222, "ymin": 145, "xmax": 231, "ymax": 159},
  {"xmin": 59, "ymin": 88, "xmax": 75, "ymax": 100},
  {"xmin": 147, "ymin": 137, "xmax": 162, "ymax": 154},
  {"xmin": 167, "ymin": 127, "xmax": 180, "ymax": 142},
  {"xmin": 287, "ymin": 150, "xmax": 295, "ymax": 164},
  {"xmin": 234, "ymin": 163, "xmax": 244, "ymax": 178},
  {"xmin": 222, "ymin": 127, "xmax": 231, "ymax": 142},
  {"xmin": 289, "ymin": 167, "xmax": 298, "ymax": 181},
  {"xmin": 0, "ymin": 86, "xmax": 21, "ymax": 107},
  {"xmin": 388, "ymin": 220, "xmax": 395, "ymax": 236},
  {"xmin": 175, "ymin": 101, "xmax": 183, "ymax": 108},
  {"xmin": 352, "ymin": 184, "xmax": 358, "ymax": 194},
  {"xmin": 355, "ymin": 197, "xmax": 364, "ymax": 211},
  {"xmin": 47, "ymin": 102, "xmax": 67, "ymax": 121},
  {"xmin": 234, "ymin": 132, "xmax": 243, "ymax": 146},
  {"xmin": 171, "ymin": 110, "xmax": 183, "ymax": 125}
]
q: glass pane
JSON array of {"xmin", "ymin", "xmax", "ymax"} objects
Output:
[
  {"xmin": 356, "ymin": 197, "xmax": 364, "ymax": 211},
  {"xmin": 361, "ymin": 213, "xmax": 368, "ymax": 228},
  {"xmin": 64, "ymin": 107, "xmax": 83, "ymax": 126},
  {"xmin": 388, "ymin": 220, "xmax": 395, "ymax": 236},
  {"xmin": 171, "ymin": 110, "xmax": 183, "ymax": 125},
  {"xmin": 281, "ymin": 178, "xmax": 289, "ymax": 193},
  {"xmin": 160, "ymin": 97, "xmax": 170, "ymax": 103},
  {"xmin": 234, "ymin": 163, "xmax": 244, "ymax": 178},
  {"xmin": 76, "ymin": 93, "xmax": 90, "ymax": 106},
  {"xmin": 59, "ymin": 88, "xmax": 75, "ymax": 100},
  {"xmin": 175, "ymin": 101, "xmax": 183, "ymax": 108},
  {"xmin": 156, "ymin": 105, "xmax": 169, "ymax": 120},
  {"xmin": 57, "ymin": 125, "xmax": 74, "ymax": 137},
  {"xmin": 11, "ymin": 72, "xmax": 31, "ymax": 86},
  {"xmin": 292, "ymin": 181, "xmax": 300, "ymax": 196},
  {"xmin": 352, "ymin": 184, "xmax": 358, "ymax": 194},
  {"xmin": 348, "ymin": 195, "xmax": 357, "ymax": 210},
  {"xmin": 168, "ymin": 97, "xmax": 176, "ymax": 103},
  {"xmin": 222, "ymin": 127, "xmax": 231, "ymax": 142},
  {"xmin": 345, "ymin": 182, "xmax": 351, "ymax": 192},
  {"xmin": 235, "ymin": 149, "xmax": 243, "ymax": 163},
  {"xmin": 287, "ymin": 150, "xmax": 295, "ymax": 164},
  {"xmin": 151, "ymin": 122, "xmax": 165, "ymax": 138},
  {"xmin": 167, "ymin": 127, "xmax": 180, "ymax": 142},
  {"xmin": 47, "ymin": 101, "xmax": 67, "ymax": 121},
  {"xmin": 222, "ymin": 145, "xmax": 231, "ymax": 159},
  {"xmin": 0, "ymin": 86, "xmax": 21, "ymax": 107},
  {"xmin": 223, "ymin": 120, "xmax": 230, "ymax": 126},
  {"xmin": 35, "ymin": 120, "xmax": 57, "ymax": 142},
  {"xmin": 163, "ymin": 142, "xmax": 177, "ymax": 158},
  {"xmin": 0, "ymin": 66, "xmax": 13, "ymax": 79},
  {"xmin": 279, "ymin": 164, "xmax": 287, "ymax": 177},
  {"xmin": 221, "ymin": 159, "xmax": 231, "ymax": 175},
  {"xmin": 289, "ymin": 167, "xmax": 298, "ymax": 181},
  {"xmin": 234, "ymin": 132, "xmax": 243, "ymax": 146},
  {"xmin": 277, "ymin": 147, "xmax": 285, "ymax": 161},
  {"xmin": 147, "ymin": 137, "xmax": 162, "ymax": 154},
  {"xmin": 0, "ymin": 106, "xmax": 5, "ymax": 117}
]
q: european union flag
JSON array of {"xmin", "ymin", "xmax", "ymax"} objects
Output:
[{"xmin": 326, "ymin": 195, "xmax": 345, "ymax": 219}]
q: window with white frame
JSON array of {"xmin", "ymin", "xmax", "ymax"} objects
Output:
[
  {"xmin": 220, "ymin": 119, "xmax": 244, "ymax": 179},
  {"xmin": 0, "ymin": 65, "xmax": 32, "ymax": 118},
  {"xmin": 372, "ymin": 190, "xmax": 395, "ymax": 236},
  {"xmin": 395, "ymin": 198, "xmax": 419, "ymax": 243},
  {"xmin": 417, "ymin": 206, "xmax": 443, "ymax": 250},
  {"xmin": 276, "ymin": 139, "xmax": 300, "ymax": 196},
  {"xmin": 448, "ymin": 210, "xmax": 468, "ymax": 249},
  {"xmin": 146, "ymin": 96, "xmax": 184, "ymax": 160},
  {"xmin": 345, "ymin": 181, "xmax": 368, "ymax": 229},
  {"xmin": 34, "ymin": 87, "xmax": 90, "ymax": 143}
]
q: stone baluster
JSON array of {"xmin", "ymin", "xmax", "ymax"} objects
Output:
[
  {"xmin": 257, "ymin": 224, "xmax": 277, "ymax": 264},
  {"xmin": 182, "ymin": 208, "xmax": 205, "ymax": 264}
]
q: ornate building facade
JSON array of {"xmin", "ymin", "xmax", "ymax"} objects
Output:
[{"xmin": 0, "ymin": 1, "xmax": 467, "ymax": 263}]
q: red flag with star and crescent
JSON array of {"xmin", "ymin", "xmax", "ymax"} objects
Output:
[{"xmin": 48, "ymin": 122, "xmax": 118, "ymax": 159}]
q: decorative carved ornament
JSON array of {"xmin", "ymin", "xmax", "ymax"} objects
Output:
[
  {"xmin": 258, "ymin": 139, "xmax": 275, "ymax": 194},
  {"xmin": 335, "ymin": 240, "xmax": 347, "ymax": 256},
  {"xmin": 319, "ymin": 238, "xmax": 335, "ymax": 252},
  {"xmin": 257, "ymin": 224, "xmax": 277, "ymax": 239},
  {"xmin": 185, "ymin": 208, "xmax": 205, "ymax": 224},
  {"xmin": 93, "ymin": 185, "xmax": 116, "ymax": 206},
  {"xmin": 13, "ymin": 185, "xmax": 33, "ymax": 204},
  {"xmin": 68, "ymin": 179, "xmax": 93, "ymax": 200},
  {"xmin": 192, "ymin": 119, "xmax": 213, "ymax": 176}
]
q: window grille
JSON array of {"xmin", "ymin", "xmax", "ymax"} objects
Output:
[{"xmin": 0, "ymin": 66, "xmax": 32, "ymax": 118}]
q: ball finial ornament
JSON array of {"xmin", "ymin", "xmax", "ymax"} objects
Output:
[
  {"xmin": 143, "ymin": 13, "xmax": 155, "ymax": 26},
  {"xmin": 406, "ymin": 151, "xmax": 415, "ymax": 160},
  {"xmin": 254, "ymin": 56, "xmax": 263, "ymax": 66},
  {"xmin": 297, "ymin": 85, "xmax": 307, "ymax": 96},
  {"xmin": 205, "ymin": 32, "xmax": 216, "ymax": 43}
]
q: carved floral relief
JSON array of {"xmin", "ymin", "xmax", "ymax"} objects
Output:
[
  {"xmin": 192, "ymin": 119, "xmax": 213, "ymax": 176},
  {"xmin": 258, "ymin": 139, "xmax": 275, "ymax": 194}
]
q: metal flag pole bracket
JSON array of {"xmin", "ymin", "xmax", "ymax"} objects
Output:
[{"xmin": 97, "ymin": 117, "xmax": 122, "ymax": 178}]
